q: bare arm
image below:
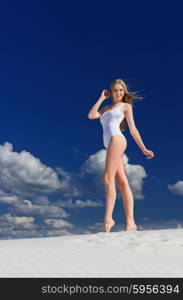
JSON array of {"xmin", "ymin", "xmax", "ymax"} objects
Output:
[
  {"xmin": 87, "ymin": 96, "xmax": 105, "ymax": 119},
  {"xmin": 87, "ymin": 89, "xmax": 111, "ymax": 119},
  {"xmin": 124, "ymin": 103, "xmax": 148, "ymax": 153}
]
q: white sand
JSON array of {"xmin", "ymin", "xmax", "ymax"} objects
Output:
[{"xmin": 0, "ymin": 228, "xmax": 183, "ymax": 277}]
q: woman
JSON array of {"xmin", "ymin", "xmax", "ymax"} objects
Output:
[{"xmin": 87, "ymin": 78, "xmax": 154, "ymax": 233}]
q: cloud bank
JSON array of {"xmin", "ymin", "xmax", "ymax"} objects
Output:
[{"xmin": 0, "ymin": 142, "xmax": 149, "ymax": 239}]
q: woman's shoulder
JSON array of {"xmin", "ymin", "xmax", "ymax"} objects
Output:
[
  {"xmin": 123, "ymin": 102, "xmax": 131, "ymax": 107},
  {"xmin": 123, "ymin": 102, "xmax": 133, "ymax": 114},
  {"xmin": 123, "ymin": 102, "xmax": 133, "ymax": 109}
]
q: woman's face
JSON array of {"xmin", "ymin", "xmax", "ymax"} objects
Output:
[{"xmin": 111, "ymin": 83, "xmax": 125, "ymax": 102}]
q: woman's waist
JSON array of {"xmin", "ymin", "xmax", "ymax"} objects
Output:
[
  {"xmin": 102, "ymin": 128, "xmax": 123, "ymax": 136},
  {"xmin": 102, "ymin": 123, "xmax": 122, "ymax": 131}
]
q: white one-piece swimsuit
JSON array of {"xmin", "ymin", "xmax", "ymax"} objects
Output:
[{"xmin": 99, "ymin": 103, "xmax": 127, "ymax": 149}]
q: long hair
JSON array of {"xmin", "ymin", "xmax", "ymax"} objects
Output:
[{"xmin": 109, "ymin": 78, "xmax": 143, "ymax": 132}]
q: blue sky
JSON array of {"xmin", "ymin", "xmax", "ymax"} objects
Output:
[{"xmin": 0, "ymin": 0, "xmax": 183, "ymax": 239}]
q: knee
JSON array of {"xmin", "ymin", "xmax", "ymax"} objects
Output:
[
  {"xmin": 103, "ymin": 172, "xmax": 114, "ymax": 185},
  {"xmin": 116, "ymin": 179, "xmax": 129, "ymax": 189}
]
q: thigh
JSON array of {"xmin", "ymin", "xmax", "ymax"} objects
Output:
[
  {"xmin": 104, "ymin": 136, "xmax": 127, "ymax": 176},
  {"xmin": 115, "ymin": 157, "xmax": 129, "ymax": 186}
]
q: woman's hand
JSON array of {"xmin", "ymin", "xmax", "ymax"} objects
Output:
[
  {"xmin": 142, "ymin": 148, "xmax": 154, "ymax": 159},
  {"xmin": 101, "ymin": 89, "xmax": 111, "ymax": 101}
]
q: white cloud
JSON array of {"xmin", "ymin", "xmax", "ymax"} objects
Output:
[
  {"xmin": 55, "ymin": 167, "xmax": 82, "ymax": 197},
  {"xmin": 0, "ymin": 142, "xmax": 62, "ymax": 197},
  {"xmin": 43, "ymin": 219, "xmax": 74, "ymax": 229},
  {"xmin": 0, "ymin": 228, "xmax": 72, "ymax": 239},
  {"xmin": 14, "ymin": 203, "xmax": 69, "ymax": 218},
  {"xmin": 44, "ymin": 229, "xmax": 72, "ymax": 237},
  {"xmin": 168, "ymin": 180, "xmax": 183, "ymax": 196},
  {"xmin": 88, "ymin": 222, "xmax": 103, "ymax": 230},
  {"xmin": 0, "ymin": 214, "xmax": 36, "ymax": 229},
  {"xmin": 57, "ymin": 198, "xmax": 104, "ymax": 208},
  {"xmin": 0, "ymin": 142, "xmax": 148, "ymax": 204},
  {"xmin": 0, "ymin": 143, "xmax": 150, "ymax": 239},
  {"xmin": 23, "ymin": 200, "xmax": 33, "ymax": 206},
  {"xmin": 0, "ymin": 191, "xmax": 20, "ymax": 204},
  {"xmin": 32, "ymin": 196, "xmax": 50, "ymax": 205},
  {"xmin": 81, "ymin": 150, "xmax": 105, "ymax": 175}
]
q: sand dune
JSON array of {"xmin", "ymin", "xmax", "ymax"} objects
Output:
[{"xmin": 0, "ymin": 228, "xmax": 183, "ymax": 277}]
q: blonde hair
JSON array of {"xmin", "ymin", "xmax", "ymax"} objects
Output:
[{"xmin": 109, "ymin": 78, "xmax": 143, "ymax": 132}]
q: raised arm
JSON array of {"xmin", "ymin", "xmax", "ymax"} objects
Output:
[
  {"xmin": 124, "ymin": 103, "xmax": 154, "ymax": 159},
  {"xmin": 87, "ymin": 89, "xmax": 110, "ymax": 119},
  {"xmin": 87, "ymin": 96, "xmax": 104, "ymax": 119}
]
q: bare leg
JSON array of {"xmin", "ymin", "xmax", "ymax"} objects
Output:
[
  {"xmin": 115, "ymin": 157, "xmax": 137, "ymax": 231},
  {"xmin": 103, "ymin": 135, "xmax": 127, "ymax": 233}
]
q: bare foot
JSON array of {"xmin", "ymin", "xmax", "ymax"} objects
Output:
[
  {"xmin": 103, "ymin": 220, "xmax": 115, "ymax": 233},
  {"xmin": 124, "ymin": 224, "xmax": 137, "ymax": 231}
]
